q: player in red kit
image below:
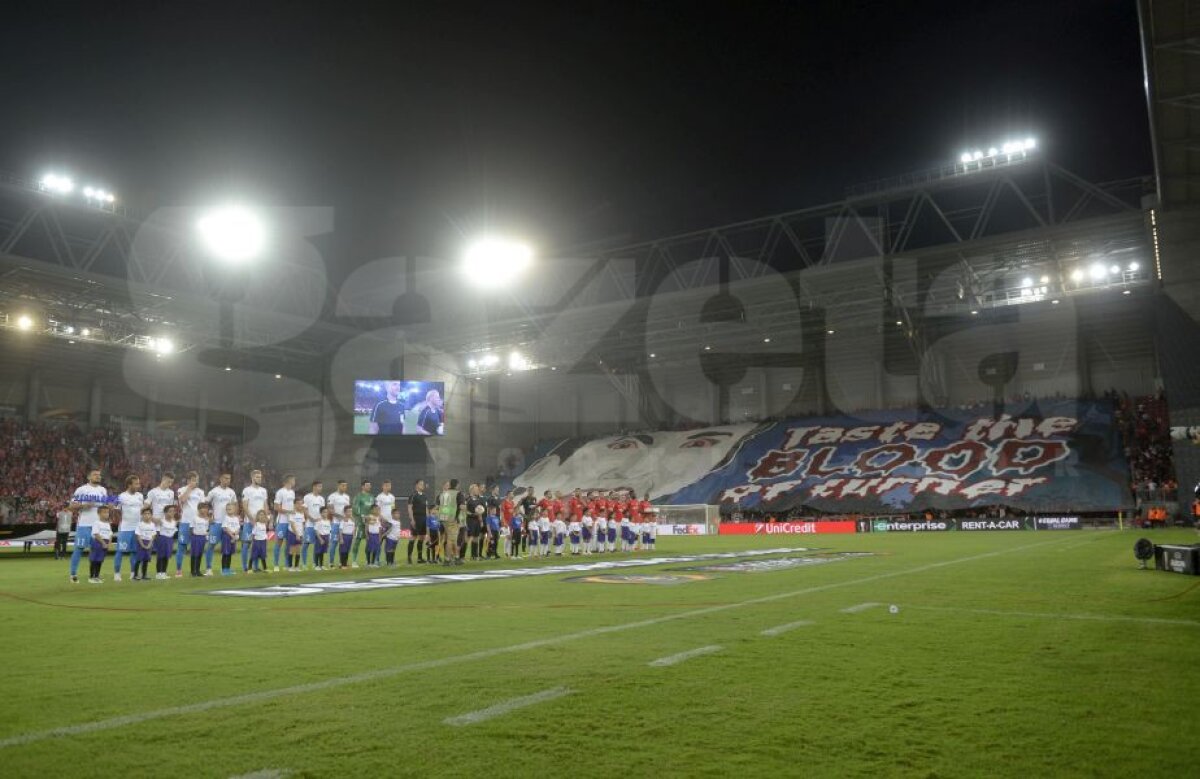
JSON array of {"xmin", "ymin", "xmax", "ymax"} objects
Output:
[{"xmin": 501, "ymin": 491, "xmax": 515, "ymax": 529}]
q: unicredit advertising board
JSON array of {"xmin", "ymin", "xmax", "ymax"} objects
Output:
[{"xmin": 718, "ymin": 521, "xmax": 858, "ymax": 535}]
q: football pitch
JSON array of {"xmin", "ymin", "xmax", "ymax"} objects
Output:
[{"xmin": 1, "ymin": 530, "xmax": 1198, "ymax": 778}]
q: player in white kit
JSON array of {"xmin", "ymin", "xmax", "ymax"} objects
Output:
[
  {"xmin": 326, "ymin": 479, "xmax": 351, "ymax": 569},
  {"xmin": 68, "ymin": 468, "xmax": 107, "ymax": 583},
  {"xmin": 301, "ymin": 481, "xmax": 325, "ymax": 570},
  {"xmin": 241, "ymin": 470, "xmax": 268, "ymax": 573},
  {"xmin": 272, "ymin": 474, "xmax": 297, "ymax": 572},
  {"xmin": 205, "ymin": 473, "xmax": 237, "ymax": 575},
  {"xmin": 112, "ymin": 475, "xmax": 145, "ymax": 581},
  {"xmin": 146, "ymin": 474, "xmax": 175, "ymax": 523},
  {"xmin": 175, "ymin": 471, "xmax": 203, "ymax": 577}
]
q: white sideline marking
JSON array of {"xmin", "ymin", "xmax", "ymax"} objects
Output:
[
  {"xmin": 648, "ymin": 645, "xmax": 723, "ymax": 667},
  {"xmin": 840, "ymin": 602, "xmax": 882, "ymax": 614},
  {"xmin": 760, "ymin": 619, "xmax": 814, "ymax": 637},
  {"xmin": 909, "ymin": 605, "xmax": 1200, "ymax": 627},
  {"xmin": 0, "ymin": 537, "xmax": 1068, "ymax": 750},
  {"xmin": 230, "ymin": 770, "xmax": 291, "ymax": 779},
  {"xmin": 444, "ymin": 687, "xmax": 572, "ymax": 726}
]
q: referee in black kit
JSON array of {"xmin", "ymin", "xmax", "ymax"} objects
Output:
[{"xmin": 407, "ymin": 479, "xmax": 429, "ymax": 564}]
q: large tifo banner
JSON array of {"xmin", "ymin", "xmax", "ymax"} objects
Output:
[
  {"xmin": 716, "ymin": 516, "xmax": 1084, "ymax": 534},
  {"xmin": 666, "ymin": 401, "xmax": 1131, "ymax": 514}
]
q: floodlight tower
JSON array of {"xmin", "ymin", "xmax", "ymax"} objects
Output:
[
  {"xmin": 460, "ymin": 236, "xmax": 534, "ymax": 288},
  {"xmin": 196, "ymin": 205, "xmax": 267, "ymax": 353}
]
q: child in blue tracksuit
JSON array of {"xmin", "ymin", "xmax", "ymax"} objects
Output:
[
  {"xmin": 485, "ymin": 507, "xmax": 501, "ymax": 559},
  {"xmin": 509, "ymin": 513, "xmax": 523, "ymax": 559},
  {"xmin": 426, "ymin": 515, "xmax": 442, "ymax": 564}
]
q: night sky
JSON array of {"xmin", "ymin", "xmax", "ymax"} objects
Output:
[{"xmin": 1, "ymin": 0, "xmax": 1152, "ymax": 266}]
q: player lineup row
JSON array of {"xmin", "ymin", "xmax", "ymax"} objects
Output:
[{"xmin": 62, "ymin": 468, "xmax": 659, "ymax": 582}]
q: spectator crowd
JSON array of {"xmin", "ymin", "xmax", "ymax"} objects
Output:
[
  {"xmin": 1112, "ymin": 390, "xmax": 1178, "ymax": 497},
  {"xmin": 0, "ymin": 418, "xmax": 278, "ymax": 524}
]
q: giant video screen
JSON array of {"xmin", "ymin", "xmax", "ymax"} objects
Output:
[{"xmin": 353, "ymin": 380, "xmax": 445, "ymax": 436}]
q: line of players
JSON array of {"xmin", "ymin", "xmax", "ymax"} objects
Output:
[
  {"xmin": 64, "ymin": 467, "xmax": 658, "ymax": 583},
  {"xmin": 406, "ymin": 479, "xmax": 659, "ymax": 567},
  {"xmin": 498, "ymin": 486, "xmax": 659, "ymax": 561}
]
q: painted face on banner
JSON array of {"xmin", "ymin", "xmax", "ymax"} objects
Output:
[{"xmin": 515, "ymin": 423, "xmax": 755, "ymax": 500}]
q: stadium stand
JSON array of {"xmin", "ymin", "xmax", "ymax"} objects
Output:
[
  {"xmin": 0, "ymin": 418, "xmax": 278, "ymax": 523},
  {"xmin": 1114, "ymin": 391, "xmax": 1178, "ymax": 497},
  {"xmin": 514, "ymin": 394, "xmax": 1179, "ymax": 521}
]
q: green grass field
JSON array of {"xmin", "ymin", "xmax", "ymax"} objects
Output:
[{"xmin": 1, "ymin": 530, "xmax": 1198, "ymax": 778}]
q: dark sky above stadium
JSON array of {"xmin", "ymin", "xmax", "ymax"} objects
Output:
[{"xmin": 1, "ymin": 0, "xmax": 1151, "ymax": 265}]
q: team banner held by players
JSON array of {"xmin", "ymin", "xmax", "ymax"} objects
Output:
[{"xmin": 666, "ymin": 400, "xmax": 1130, "ymax": 514}]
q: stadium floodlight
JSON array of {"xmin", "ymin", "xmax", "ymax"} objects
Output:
[
  {"xmin": 826, "ymin": 329, "xmax": 835, "ymax": 335},
  {"xmin": 224, "ymin": 366, "xmax": 232, "ymax": 372},
  {"xmin": 197, "ymin": 205, "xmax": 266, "ymax": 263},
  {"xmin": 762, "ymin": 337, "xmax": 771, "ymax": 343},
  {"xmin": 1024, "ymin": 137, "xmax": 1036, "ymax": 150},
  {"xmin": 972, "ymin": 150, "xmax": 984, "ymax": 161},
  {"xmin": 467, "ymin": 358, "xmax": 477, "ymax": 368},
  {"xmin": 987, "ymin": 147, "xmax": 998, "ymax": 156},
  {"xmin": 1051, "ymin": 299, "xmax": 1060, "ymax": 305},
  {"xmin": 84, "ymin": 186, "xmax": 116, "ymax": 204},
  {"xmin": 1040, "ymin": 275, "xmax": 1049, "ymax": 284},
  {"xmin": 1020, "ymin": 277, "xmax": 1033, "ymax": 288},
  {"xmin": 461, "ymin": 236, "xmax": 533, "ymax": 287},
  {"xmin": 1089, "ymin": 262, "xmax": 1108, "ymax": 281},
  {"xmin": 40, "ymin": 173, "xmax": 75, "ymax": 194},
  {"xmin": 960, "ymin": 152, "xmax": 972, "ymax": 164},
  {"xmin": 80, "ymin": 327, "xmax": 90, "ymax": 337},
  {"xmin": 648, "ymin": 353, "xmax": 656, "ymax": 358},
  {"xmin": 154, "ymin": 337, "xmax": 174, "ymax": 355},
  {"xmin": 1109, "ymin": 264, "xmax": 1120, "ymax": 275},
  {"xmin": 63, "ymin": 325, "xmax": 74, "ymax": 334},
  {"xmin": 704, "ymin": 345, "xmax": 711, "ymax": 351},
  {"xmin": 970, "ymin": 310, "xmax": 978, "ymax": 315},
  {"xmin": 16, "ymin": 314, "xmax": 34, "ymax": 331},
  {"xmin": 1071, "ymin": 268, "xmax": 1084, "ymax": 282},
  {"xmin": 508, "ymin": 351, "xmax": 529, "ymax": 371},
  {"xmin": 274, "ymin": 374, "xmax": 282, "ymax": 379},
  {"xmin": 1128, "ymin": 262, "xmax": 1139, "ymax": 272}
]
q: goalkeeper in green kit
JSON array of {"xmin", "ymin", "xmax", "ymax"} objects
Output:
[{"xmin": 350, "ymin": 479, "xmax": 376, "ymax": 567}]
